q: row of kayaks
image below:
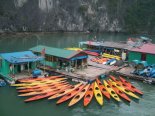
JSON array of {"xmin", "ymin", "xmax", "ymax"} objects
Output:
[
  {"xmin": 91, "ymin": 57, "xmax": 117, "ymax": 65},
  {"xmin": 12, "ymin": 75, "xmax": 143, "ymax": 107}
]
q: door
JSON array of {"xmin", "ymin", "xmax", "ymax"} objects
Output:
[{"xmin": 141, "ymin": 53, "xmax": 146, "ymax": 61}]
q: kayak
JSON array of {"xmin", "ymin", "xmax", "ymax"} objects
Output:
[
  {"xmin": 83, "ymin": 83, "xmax": 94, "ymax": 107},
  {"xmin": 109, "ymin": 79, "xmax": 140, "ymax": 99},
  {"xmin": 83, "ymin": 51, "xmax": 99, "ymax": 56},
  {"xmin": 94, "ymin": 82, "xmax": 103, "ymax": 106},
  {"xmin": 119, "ymin": 76, "xmax": 143, "ymax": 95},
  {"xmin": 65, "ymin": 48, "xmax": 82, "ymax": 51},
  {"xmin": 96, "ymin": 78, "xmax": 110, "ymax": 99},
  {"xmin": 24, "ymin": 85, "xmax": 74, "ymax": 102},
  {"xmin": 68, "ymin": 84, "xmax": 90, "ymax": 107},
  {"xmin": 18, "ymin": 84, "xmax": 72, "ymax": 97},
  {"xmin": 48, "ymin": 83, "xmax": 83, "ymax": 100},
  {"xmin": 109, "ymin": 75, "xmax": 135, "ymax": 93},
  {"xmin": 18, "ymin": 75, "xmax": 64, "ymax": 83},
  {"xmin": 56, "ymin": 84, "xmax": 85, "ymax": 104},
  {"xmin": 107, "ymin": 80, "xmax": 131, "ymax": 102},
  {"xmin": 16, "ymin": 81, "xmax": 68, "ymax": 90},
  {"xmin": 18, "ymin": 82, "xmax": 69, "ymax": 93},
  {"xmin": 11, "ymin": 78, "xmax": 66, "ymax": 87},
  {"xmin": 103, "ymin": 80, "xmax": 121, "ymax": 102}
]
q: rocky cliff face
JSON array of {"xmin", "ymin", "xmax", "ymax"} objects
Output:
[{"xmin": 0, "ymin": 0, "xmax": 154, "ymax": 33}]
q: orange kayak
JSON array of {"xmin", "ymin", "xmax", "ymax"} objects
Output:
[
  {"xmin": 119, "ymin": 76, "xmax": 143, "ymax": 95},
  {"xmin": 18, "ymin": 82, "xmax": 69, "ymax": 93},
  {"xmin": 48, "ymin": 83, "xmax": 83, "ymax": 100},
  {"xmin": 16, "ymin": 80, "xmax": 67, "ymax": 89},
  {"xmin": 18, "ymin": 75, "xmax": 64, "ymax": 83},
  {"xmin": 24, "ymin": 85, "xmax": 74, "ymax": 102},
  {"xmin": 56, "ymin": 84, "xmax": 85, "ymax": 104},
  {"xmin": 68, "ymin": 84, "xmax": 90, "ymax": 107},
  {"xmin": 109, "ymin": 75, "xmax": 135, "ymax": 93},
  {"xmin": 96, "ymin": 78, "xmax": 110, "ymax": 99},
  {"xmin": 83, "ymin": 83, "xmax": 94, "ymax": 107},
  {"xmin": 19, "ymin": 84, "xmax": 72, "ymax": 97},
  {"xmin": 107, "ymin": 80, "xmax": 131, "ymax": 102}
]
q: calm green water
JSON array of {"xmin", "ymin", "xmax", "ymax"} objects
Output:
[{"xmin": 0, "ymin": 33, "xmax": 155, "ymax": 116}]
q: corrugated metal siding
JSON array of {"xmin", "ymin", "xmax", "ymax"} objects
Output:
[
  {"xmin": 146, "ymin": 54, "xmax": 155, "ymax": 65},
  {"xmin": 128, "ymin": 52, "xmax": 141, "ymax": 62}
]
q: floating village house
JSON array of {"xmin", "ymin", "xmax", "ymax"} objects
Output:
[
  {"xmin": 30, "ymin": 45, "xmax": 88, "ymax": 72},
  {"xmin": 79, "ymin": 41, "xmax": 128, "ymax": 60},
  {"xmin": 0, "ymin": 51, "xmax": 43, "ymax": 82},
  {"xmin": 128, "ymin": 43, "xmax": 155, "ymax": 65}
]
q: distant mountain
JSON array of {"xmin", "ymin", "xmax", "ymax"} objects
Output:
[{"xmin": 0, "ymin": 0, "xmax": 155, "ymax": 34}]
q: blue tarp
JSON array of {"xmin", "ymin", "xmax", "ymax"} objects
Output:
[{"xmin": 0, "ymin": 51, "xmax": 44, "ymax": 64}]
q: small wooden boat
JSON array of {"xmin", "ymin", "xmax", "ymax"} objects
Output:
[
  {"xmin": 107, "ymin": 80, "xmax": 131, "ymax": 102},
  {"xmin": 119, "ymin": 76, "xmax": 143, "ymax": 95},
  {"xmin": 68, "ymin": 84, "xmax": 90, "ymax": 107},
  {"xmin": 24, "ymin": 85, "xmax": 73, "ymax": 102},
  {"xmin": 48, "ymin": 83, "xmax": 83, "ymax": 100},
  {"xmin": 56, "ymin": 84, "xmax": 85, "ymax": 104},
  {"xmin": 96, "ymin": 78, "xmax": 110, "ymax": 99},
  {"xmin": 103, "ymin": 80, "xmax": 121, "ymax": 102},
  {"xmin": 109, "ymin": 79, "xmax": 140, "ymax": 99},
  {"xmin": 83, "ymin": 83, "xmax": 94, "ymax": 107},
  {"xmin": 94, "ymin": 82, "xmax": 103, "ymax": 106},
  {"xmin": 109, "ymin": 75, "xmax": 135, "ymax": 93}
]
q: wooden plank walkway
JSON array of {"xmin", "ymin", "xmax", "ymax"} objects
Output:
[{"xmin": 39, "ymin": 65, "xmax": 111, "ymax": 82}]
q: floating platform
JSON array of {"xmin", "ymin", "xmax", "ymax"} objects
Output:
[
  {"xmin": 114, "ymin": 67, "xmax": 155, "ymax": 84},
  {"xmin": 39, "ymin": 65, "xmax": 115, "ymax": 82}
]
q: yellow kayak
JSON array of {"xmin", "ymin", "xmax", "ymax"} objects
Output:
[
  {"xmin": 18, "ymin": 84, "xmax": 71, "ymax": 97},
  {"xmin": 16, "ymin": 81, "xmax": 67, "ymax": 89},
  {"xmin": 109, "ymin": 79, "xmax": 140, "ymax": 99},
  {"xmin": 68, "ymin": 84, "xmax": 90, "ymax": 107},
  {"xmin": 11, "ymin": 78, "xmax": 66, "ymax": 87},
  {"xmin": 103, "ymin": 80, "xmax": 121, "ymax": 102},
  {"xmin": 102, "ymin": 53, "xmax": 120, "ymax": 60},
  {"xmin": 65, "ymin": 47, "xmax": 82, "ymax": 51},
  {"xmin": 94, "ymin": 82, "xmax": 103, "ymax": 106}
]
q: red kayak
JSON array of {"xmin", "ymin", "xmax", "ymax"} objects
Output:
[
  {"xmin": 56, "ymin": 84, "xmax": 85, "ymax": 104},
  {"xmin": 119, "ymin": 76, "xmax": 143, "ymax": 95},
  {"xmin": 96, "ymin": 78, "xmax": 110, "ymax": 99},
  {"xmin": 107, "ymin": 80, "xmax": 131, "ymax": 102},
  {"xmin": 24, "ymin": 85, "xmax": 73, "ymax": 102},
  {"xmin": 83, "ymin": 51, "xmax": 99, "ymax": 56},
  {"xmin": 109, "ymin": 75, "xmax": 135, "ymax": 93},
  {"xmin": 83, "ymin": 82, "xmax": 94, "ymax": 106}
]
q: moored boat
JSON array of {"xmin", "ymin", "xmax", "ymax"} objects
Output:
[
  {"xmin": 96, "ymin": 78, "xmax": 110, "ymax": 99},
  {"xmin": 119, "ymin": 76, "xmax": 143, "ymax": 95},
  {"xmin": 103, "ymin": 80, "xmax": 121, "ymax": 102},
  {"xmin": 94, "ymin": 82, "xmax": 103, "ymax": 106},
  {"xmin": 83, "ymin": 82, "xmax": 94, "ymax": 107},
  {"xmin": 56, "ymin": 84, "xmax": 85, "ymax": 104},
  {"xmin": 109, "ymin": 79, "xmax": 140, "ymax": 99},
  {"xmin": 68, "ymin": 84, "xmax": 90, "ymax": 107},
  {"xmin": 107, "ymin": 80, "xmax": 131, "ymax": 102}
]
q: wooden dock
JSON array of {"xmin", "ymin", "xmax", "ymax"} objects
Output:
[
  {"xmin": 39, "ymin": 65, "xmax": 115, "ymax": 82},
  {"xmin": 114, "ymin": 67, "xmax": 155, "ymax": 84}
]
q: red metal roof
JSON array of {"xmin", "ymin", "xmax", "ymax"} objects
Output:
[{"xmin": 130, "ymin": 43, "xmax": 155, "ymax": 54}]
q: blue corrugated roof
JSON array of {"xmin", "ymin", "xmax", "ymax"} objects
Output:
[{"xmin": 0, "ymin": 51, "xmax": 44, "ymax": 64}]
